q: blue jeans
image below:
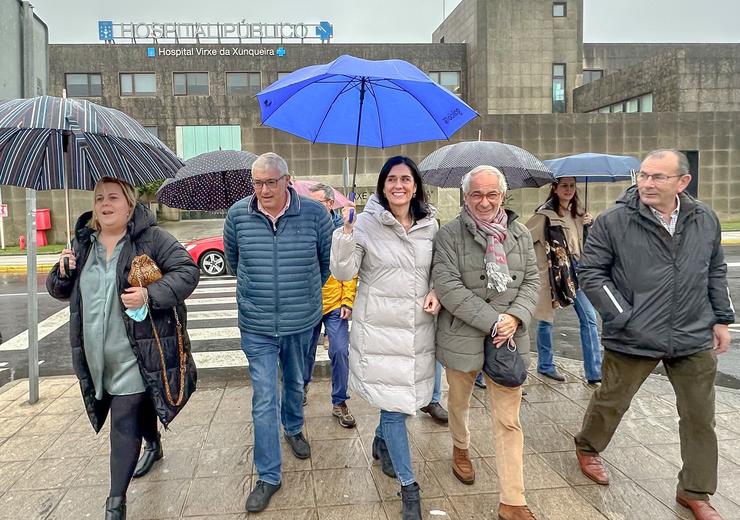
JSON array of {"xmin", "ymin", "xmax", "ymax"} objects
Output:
[
  {"xmin": 375, "ymin": 411, "xmax": 415, "ymax": 486},
  {"xmin": 241, "ymin": 329, "xmax": 313, "ymax": 485},
  {"xmin": 432, "ymin": 361, "xmax": 443, "ymax": 404},
  {"xmin": 303, "ymin": 309, "xmax": 350, "ymax": 405},
  {"xmin": 536, "ymin": 289, "xmax": 603, "ymax": 381}
]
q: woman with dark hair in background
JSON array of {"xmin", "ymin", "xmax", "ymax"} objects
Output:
[
  {"xmin": 47, "ymin": 177, "xmax": 199, "ymax": 519},
  {"xmin": 331, "ymin": 156, "xmax": 440, "ymax": 520},
  {"xmin": 526, "ymin": 176, "xmax": 602, "ymax": 385}
]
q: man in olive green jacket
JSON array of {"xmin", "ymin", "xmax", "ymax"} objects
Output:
[{"xmin": 432, "ymin": 166, "xmax": 539, "ymax": 520}]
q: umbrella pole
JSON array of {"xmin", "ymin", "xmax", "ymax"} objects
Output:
[
  {"xmin": 349, "ymin": 78, "xmax": 367, "ymax": 223},
  {"xmin": 585, "ymin": 178, "xmax": 589, "ymax": 212},
  {"xmin": 63, "ymin": 132, "xmax": 72, "ymax": 247}
]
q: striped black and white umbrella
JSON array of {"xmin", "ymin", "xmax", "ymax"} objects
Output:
[
  {"xmin": 157, "ymin": 150, "xmax": 258, "ymax": 211},
  {"xmin": 419, "ymin": 141, "xmax": 554, "ymax": 189},
  {"xmin": 0, "ymin": 95, "xmax": 183, "ymax": 243}
]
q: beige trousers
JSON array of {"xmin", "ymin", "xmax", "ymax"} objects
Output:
[{"xmin": 446, "ymin": 367, "xmax": 526, "ymax": 506}]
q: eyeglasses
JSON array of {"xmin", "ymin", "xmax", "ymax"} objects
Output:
[
  {"xmin": 467, "ymin": 191, "xmax": 502, "ymax": 203},
  {"xmin": 253, "ymin": 176, "xmax": 287, "ymax": 190},
  {"xmin": 636, "ymin": 172, "xmax": 684, "ymax": 184}
]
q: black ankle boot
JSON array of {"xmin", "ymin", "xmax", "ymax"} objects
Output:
[
  {"xmin": 371, "ymin": 436, "xmax": 396, "ymax": 478},
  {"xmin": 399, "ymin": 482, "xmax": 422, "ymax": 520},
  {"xmin": 105, "ymin": 496, "xmax": 126, "ymax": 520},
  {"xmin": 132, "ymin": 436, "xmax": 163, "ymax": 478}
]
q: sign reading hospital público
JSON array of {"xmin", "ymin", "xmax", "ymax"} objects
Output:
[{"xmin": 98, "ymin": 20, "xmax": 333, "ymax": 43}]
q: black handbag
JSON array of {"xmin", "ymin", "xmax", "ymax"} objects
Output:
[{"xmin": 482, "ymin": 335, "xmax": 528, "ymax": 388}]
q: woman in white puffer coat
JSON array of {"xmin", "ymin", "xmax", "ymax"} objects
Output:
[{"xmin": 331, "ymin": 156, "xmax": 439, "ymax": 520}]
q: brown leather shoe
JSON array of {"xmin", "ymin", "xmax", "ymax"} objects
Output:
[
  {"xmin": 498, "ymin": 503, "xmax": 537, "ymax": 520},
  {"xmin": 575, "ymin": 449, "xmax": 609, "ymax": 485},
  {"xmin": 676, "ymin": 494, "xmax": 723, "ymax": 520},
  {"xmin": 451, "ymin": 446, "xmax": 475, "ymax": 485}
]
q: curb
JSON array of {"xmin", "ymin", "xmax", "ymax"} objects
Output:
[{"xmin": 0, "ymin": 264, "xmax": 56, "ymax": 274}]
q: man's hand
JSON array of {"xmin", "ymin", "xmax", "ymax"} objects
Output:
[
  {"xmin": 423, "ymin": 289, "xmax": 441, "ymax": 315},
  {"xmin": 713, "ymin": 324, "xmax": 731, "ymax": 354},
  {"xmin": 340, "ymin": 306, "xmax": 352, "ymax": 320},
  {"xmin": 492, "ymin": 313, "xmax": 519, "ymax": 348},
  {"xmin": 121, "ymin": 287, "xmax": 148, "ymax": 309}
]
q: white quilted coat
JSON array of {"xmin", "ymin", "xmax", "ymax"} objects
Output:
[{"xmin": 330, "ymin": 195, "xmax": 437, "ymax": 415}]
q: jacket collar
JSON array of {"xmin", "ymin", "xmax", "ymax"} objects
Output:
[
  {"xmin": 74, "ymin": 203, "xmax": 156, "ymax": 244},
  {"xmin": 617, "ymin": 185, "xmax": 699, "ymax": 228},
  {"xmin": 246, "ymin": 186, "xmax": 302, "ymax": 217}
]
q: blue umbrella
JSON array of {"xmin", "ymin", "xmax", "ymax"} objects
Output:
[
  {"xmin": 543, "ymin": 152, "xmax": 640, "ymax": 208},
  {"xmin": 257, "ymin": 54, "xmax": 478, "ymax": 219}
]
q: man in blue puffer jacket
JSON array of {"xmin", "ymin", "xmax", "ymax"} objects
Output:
[{"xmin": 223, "ymin": 152, "xmax": 333, "ymax": 513}]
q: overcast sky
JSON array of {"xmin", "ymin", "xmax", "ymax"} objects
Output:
[{"xmin": 29, "ymin": 0, "xmax": 740, "ymax": 44}]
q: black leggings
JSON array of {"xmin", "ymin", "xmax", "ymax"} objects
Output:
[{"xmin": 108, "ymin": 392, "xmax": 159, "ymax": 497}]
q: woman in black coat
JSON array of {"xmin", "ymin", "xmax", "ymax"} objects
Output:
[{"xmin": 47, "ymin": 177, "xmax": 199, "ymax": 520}]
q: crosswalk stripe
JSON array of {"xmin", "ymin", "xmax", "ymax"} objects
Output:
[
  {"xmin": 198, "ymin": 278, "xmax": 236, "ymax": 286},
  {"xmin": 188, "ymin": 310, "xmax": 238, "ymax": 321},
  {"xmin": 727, "ymin": 262, "xmax": 739, "ymax": 268},
  {"xmin": 186, "ymin": 297, "xmax": 236, "ymax": 306},
  {"xmin": 189, "ymin": 327, "xmax": 240, "ymax": 341},
  {"xmin": 193, "ymin": 347, "xmax": 329, "ymax": 369},
  {"xmin": 191, "ymin": 286, "xmax": 236, "ymax": 295},
  {"xmin": 0, "ymin": 308, "xmax": 70, "ymax": 351}
]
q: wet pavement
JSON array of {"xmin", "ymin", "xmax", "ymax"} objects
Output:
[{"xmin": 1, "ymin": 358, "xmax": 740, "ymax": 520}]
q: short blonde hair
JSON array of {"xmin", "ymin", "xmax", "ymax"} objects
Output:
[{"xmin": 88, "ymin": 177, "xmax": 138, "ymax": 231}]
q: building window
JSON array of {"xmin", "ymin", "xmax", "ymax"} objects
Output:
[
  {"xmin": 582, "ymin": 69, "xmax": 603, "ymax": 85},
  {"xmin": 120, "ymin": 73, "xmax": 156, "ymax": 96},
  {"xmin": 277, "ymin": 71, "xmax": 293, "ymax": 81},
  {"xmin": 65, "ymin": 73, "xmax": 102, "ymax": 97},
  {"xmin": 553, "ymin": 2, "xmax": 567, "ymax": 17},
  {"xmin": 173, "ymin": 72, "xmax": 209, "ymax": 96},
  {"xmin": 143, "ymin": 126, "xmax": 158, "ymax": 138},
  {"xmin": 552, "ymin": 64, "xmax": 566, "ymax": 113},
  {"xmin": 640, "ymin": 93, "xmax": 653, "ymax": 112},
  {"xmin": 625, "ymin": 98, "xmax": 640, "ymax": 113},
  {"xmin": 226, "ymin": 72, "xmax": 261, "ymax": 95},
  {"xmin": 428, "ymin": 71, "xmax": 462, "ymax": 95}
]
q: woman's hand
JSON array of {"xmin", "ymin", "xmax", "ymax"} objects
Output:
[
  {"xmin": 58, "ymin": 249, "xmax": 76, "ymax": 278},
  {"xmin": 340, "ymin": 305, "xmax": 352, "ymax": 320},
  {"xmin": 423, "ymin": 289, "xmax": 441, "ymax": 315},
  {"xmin": 121, "ymin": 287, "xmax": 148, "ymax": 309},
  {"xmin": 583, "ymin": 212, "xmax": 593, "ymax": 225},
  {"xmin": 342, "ymin": 202, "xmax": 356, "ymax": 234}
]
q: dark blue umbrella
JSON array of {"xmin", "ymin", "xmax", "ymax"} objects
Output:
[
  {"xmin": 157, "ymin": 150, "xmax": 257, "ymax": 211},
  {"xmin": 257, "ymin": 54, "xmax": 478, "ymax": 219},
  {"xmin": 543, "ymin": 153, "xmax": 640, "ymax": 208},
  {"xmin": 0, "ymin": 95, "xmax": 183, "ymax": 243}
]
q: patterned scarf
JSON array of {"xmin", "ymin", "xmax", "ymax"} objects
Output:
[{"xmin": 465, "ymin": 205, "xmax": 512, "ymax": 292}]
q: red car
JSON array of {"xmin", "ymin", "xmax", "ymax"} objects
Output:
[{"xmin": 184, "ymin": 236, "xmax": 228, "ymax": 276}]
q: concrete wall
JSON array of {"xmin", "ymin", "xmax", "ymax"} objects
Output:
[
  {"xmin": 0, "ymin": 0, "xmax": 23, "ymax": 99},
  {"xmin": 434, "ymin": 0, "xmax": 583, "ymax": 115},
  {"xmin": 575, "ymin": 46, "xmax": 740, "ymax": 113}
]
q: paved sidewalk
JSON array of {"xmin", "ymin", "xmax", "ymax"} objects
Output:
[{"xmin": 1, "ymin": 359, "xmax": 740, "ymax": 519}]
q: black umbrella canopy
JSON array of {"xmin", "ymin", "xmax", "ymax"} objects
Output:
[
  {"xmin": 419, "ymin": 141, "xmax": 554, "ymax": 189},
  {"xmin": 157, "ymin": 150, "xmax": 258, "ymax": 211}
]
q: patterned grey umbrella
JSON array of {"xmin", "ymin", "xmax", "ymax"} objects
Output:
[
  {"xmin": 419, "ymin": 141, "xmax": 554, "ymax": 189},
  {"xmin": 156, "ymin": 150, "xmax": 258, "ymax": 211},
  {"xmin": 0, "ymin": 95, "xmax": 183, "ymax": 243}
]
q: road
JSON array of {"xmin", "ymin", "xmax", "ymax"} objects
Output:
[{"xmin": 0, "ymin": 247, "xmax": 739, "ymax": 389}]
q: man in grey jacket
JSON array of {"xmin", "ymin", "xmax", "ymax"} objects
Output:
[{"xmin": 574, "ymin": 149, "xmax": 734, "ymax": 520}]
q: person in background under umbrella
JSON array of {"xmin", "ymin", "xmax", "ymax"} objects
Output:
[
  {"xmin": 223, "ymin": 152, "xmax": 333, "ymax": 513},
  {"xmin": 303, "ymin": 182, "xmax": 358, "ymax": 428},
  {"xmin": 47, "ymin": 177, "xmax": 199, "ymax": 520},
  {"xmin": 432, "ymin": 165, "xmax": 540, "ymax": 520},
  {"xmin": 526, "ymin": 177, "xmax": 602, "ymax": 384},
  {"xmin": 331, "ymin": 156, "xmax": 440, "ymax": 520}
]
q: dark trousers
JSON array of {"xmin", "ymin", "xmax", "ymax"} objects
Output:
[
  {"xmin": 108, "ymin": 392, "xmax": 159, "ymax": 497},
  {"xmin": 575, "ymin": 349, "xmax": 718, "ymax": 501}
]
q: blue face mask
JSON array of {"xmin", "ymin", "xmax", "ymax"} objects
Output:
[{"xmin": 125, "ymin": 305, "xmax": 149, "ymax": 322}]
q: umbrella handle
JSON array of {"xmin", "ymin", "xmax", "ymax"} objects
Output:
[{"xmin": 348, "ymin": 192, "xmax": 356, "ymax": 223}]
